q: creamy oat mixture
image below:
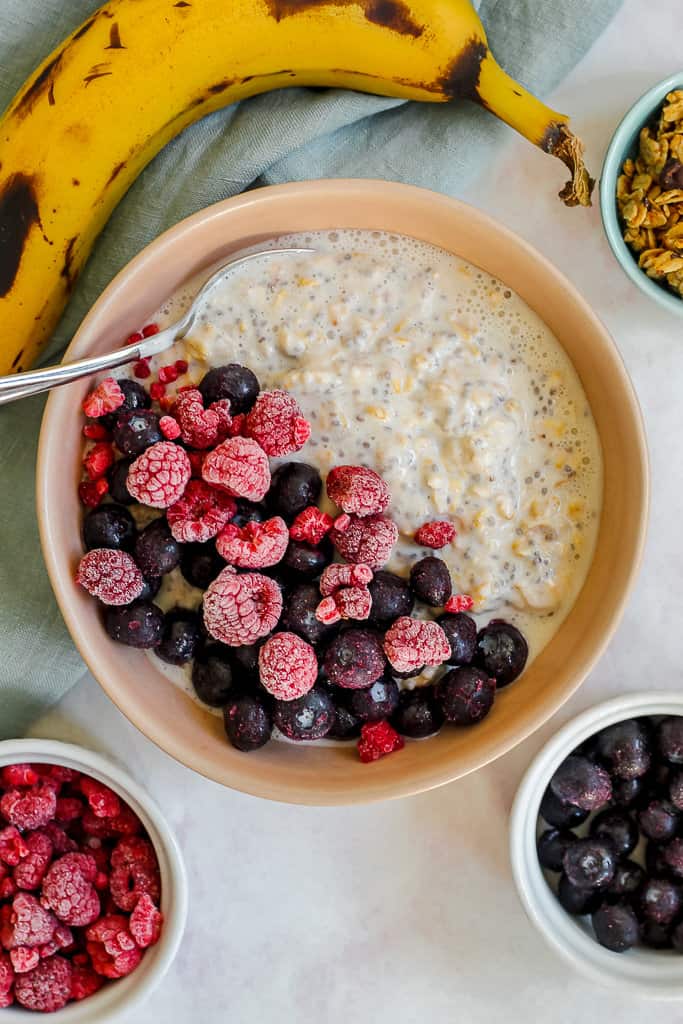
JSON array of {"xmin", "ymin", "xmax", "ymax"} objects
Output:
[{"xmin": 127, "ymin": 230, "xmax": 602, "ymax": 700}]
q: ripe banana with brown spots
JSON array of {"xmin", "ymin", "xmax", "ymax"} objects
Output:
[{"xmin": 0, "ymin": 0, "xmax": 594, "ymax": 373}]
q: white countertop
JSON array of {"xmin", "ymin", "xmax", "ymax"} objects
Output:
[{"xmin": 30, "ymin": 2, "xmax": 683, "ymax": 1019}]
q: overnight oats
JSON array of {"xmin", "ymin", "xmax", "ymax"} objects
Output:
[{"xmin": 75, "ymin": 230, "xmax": 603, "ymax": 761}]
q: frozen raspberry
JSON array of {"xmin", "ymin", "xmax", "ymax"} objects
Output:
[
  {"xmin": 174, "ymin": 388, "xmax": 228, "ymax": 449},
  {"xmin": 1, "ymin": 764, "xmax": 38, "ymax": 788},
  {"xmin": 320, "ymin": 562, "xmax": 374, "ymax": 596},
  {"xmin": 326, "ymin": 465, "xmax": 391, "ymax": 517},
  {"xmin": 85, "ymin": 914, "xmax": 136, "ymax": 956},
  {"xmin": 210, "ymin": 399, "xmax": 233, "ymax": 441},
  {"xmin": 81, "ymin": 805, "xmax": 141, "ymax": 839},
  {"xmin": 1, "ymin": 784, "xmax": 57, "ymax": 832},
  {"xmin": 14, "ymin": 833, "xmax": 52, "ymax": 891},
  {"xmin": 82, "ymin": 421, "xmax": 111, "ymax": 441},
  {"xmin": 331, "ymin": 514, "xmax": 398, "ymax": 569},
  {"xmin": 159, "ymin": 415, "xmax": 181, "ymax": 440},
  {"xmin": 88, "ymin": 939, "xmax": 141, "ymax": 979},
  {"xmin": 216, "ymin": 516, "xmax": 289, "ymax": 569},
  {"xmin": 289, "ymin": 507, "xmax": 334, "ymax": 545},
  {"xmin": 41, "ymin": 853, "xmax": 100, "ymax": 927},
  {"xmin": 1, "ymin": 894, "xmax": 57, "ymax": 949},
  {"xmin": 45, "ymin": 766, "xmax": 80, "ymax": 784},
  {"xmin": 38, "ymin": 824, "xmax": 77, "ymax": 855},
  {"xmin": 244, "ymin": 389, "xmax": 310, "ymax": 457},
  {"xmin": 110, "ymin": 837, "xmax": 160, "ymax": 912},
  {"xmin": 54, "ymin": 798, "xmax": 83, "ymax": 824},
  {"xmin": 133, "ymin": 358, "xmax": 151, "ymax": 379},
  {"xmin": 78, "ymin": 477, "xmax": 109, "ymax": 507},
  {"xmin": 415, "ymin": 520, "xmax": 457, "ymax": 548},
  {"xmin": 129, "ymin": 894, "xmax": 163, "ymax": 948},
  {"xmin": 202, "ymin": 436, "xmax": 270, "ymax": 502},
  {"xmin": 333, "ymin": 513, "xmax": 351, "ymax": 533},
  {"xmin": 126, "ymin": 441, "xmax": 191, "ymax": 508},
  {"xmin": 383, "ymin": 617, "xmax": 451, "ymax": 674},
  {"xmin": 82, "ymin": 377, "xmax": 125, "ymax": 419},
  {"xmin": 336, "ymin": 586, "xmax": 372, "ymax": 621},
  {"xmin": 226, "ymin": 412, "xmax": 246, "ymax": 437},
  {"xmin": 79, "ymin": 778, "xmax": 121, "ymax": 819},
  {"xmin": 70, "ymin": 960, "xmax": 103, "ymax": 1000},
  {"xmin": 314, "ymin": 596, "xmax": 340, "ymax": 625},
  {"xmin": 167, "ymin": 481, "xmax": 235, "ymax": 546},
  {"xmin": 0, "ymin": 952, "xmax": 13, "ymax": 994},
  {"xmin": 0, "ymin": 879, "xmax": 16, "ymax": 901},
  {"xmin": 0, "ymin": 827, "xmax": 24, "ymax": 867},
  {"xmin": 187, "ymin": 449, "xmax": 206, "ymax": 478},
  {"xmin": 15, "ymin": 955, "xmax": 72, "ymax": 1012},
  {"xmin": 203, "ymin": 567, "xmax": 282, "ymax": 646},
  {"xmin": 444, "ymin": 594, "xmax": 474, "ymax": 614},
  {"xmin": 357, "ymin": 721, "xmax": 404, "ymax": 763},
  {"xmin": 75, "ymin": 548, "xmax": 144, "ymax": 606},
  {"xmin": 83, "ymin": 441, "xmax": 115, "ymax": 482},
  {"xmin": 10, "ymin": 947, "xmax": 39, "ymax": 973},
  {"xmin": 258, "ymin": 632, "xmax": 318, "ymax": 701}
]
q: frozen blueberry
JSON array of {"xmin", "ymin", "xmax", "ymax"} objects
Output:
[
  {"xmin": 589, "ymin": 808, "xmax": 638, "ymax": 859},
  {"xmin": 268, "ymin": 462, "xmax": 322, "ymax": 522},
  {"xmin": 229, "ymin": 641, "xmax": 264, "ymax": 686},
  {"xmin": 562, "ymin": 838, "xmax": 616, "ymax": 890},
  {"xmin": 282, "ymin": 538, "xmax": 333, "ymax": 580},
  {"xmin": 135, "ymin": 518, "xmax": 181, "ymax": 577},
  {"xmin": 592, "ymin": 902, "xmax": 639, "ymax": 953},
  {"xmin": 641, "ymin": 920, "xmax": 673, "ymax": 949},
  {"xmin": 539, "ymin": 787, "xmax": 589, "ymax": 830},
  {"xmin": 156, "ymin": 608, "xmax": 201, "ymax": 666},
  {"xmin": 323, "ymin": 628, "xmax": 386, "ymax": 689},
  {"xmin": 112, "ymin": 409, "xmax": 162, "ymax": 456},
  {"xmin": 391, "ymin": 686, "xmax": 444, "ymax": 739},
  {"xmin": 475, "ymin": 620, "xmax": 528, "ymax": 688},
  {"xmin": 611, "ymin": 775, "xmax": 646, "ymax": 809},
  {"xmin": 198, "ymin": 363, "xmax": 260, "ymax": 414},
  {"xmin": 281, "ymin": 583, "xmax": 337, "ymax": 647},
  {"xmin": 273, "ymin": 687, "xmax": 335, "ymax": 741},
  {"xmin": 409, "ymin": 557, "xmax": 452, "ymax": 607},
  {"xmin": 104, "ymin": 600, "xmax": 163, "ymax": 648},
  {"xmin": 83, "ymin": 504, "xmax": 136, "ymax": 552},
  {"xmin": 537, "ymin": 829, "xmax": 576, "ymax": 872},
  {"xmin": 436, "ymin": 666, "xmax": 496, "ymax": 726},
  {"xmin": 595, "ymin": 719, "xmax": 651, "ymax": 780},
  {"xmin": 557, "ymin": 874, "xmax": 602, "ymax": 916},
  {"xmin": 669, "ymin": 770, "xmax": 683, "ymax": 811},
  {"xmin": 661, "ymin": 838, "xmax": 683, "ymax": 879},
  {"xmin": 179, "ymin": 541, "xmax": 224, "ymax": 590},
  {"xmin": 107, "ymin": 457, "xmax": 135, "ymax": 504},
  {"xmin": 368, "ymin": 571, "xmax": 414, "ymax": 627},
  {"xmin": 549, "ymin": 755, "xmax": 612, "ymax": 811},
  {"xmin": 645, "ymin": 840, "xmax": 671, "ymax": 878},
  {"xmin": 638, "ymin": 798, "xmax": 680, "ymax": 842},
  {"xmin": 192, "ymin": 645, "xmax": 235, "ymax": 706},
  {"xmin": 101, "ymin": 379, "xmax": 150, "ymax": 430},
  {"xmin": 327, "ymin": 699, "xmax": 362, "ymax": 741},
  {"xmin": 658, "ymin": 717, "xmax": 683, "ymax": 765},
  {"xmin": 138, "ymin": 575, "xmax": 161, "ymax": 602},
  {"xmin": 348, "ymin": 677, "xmax": 399, "ymax": 723},
  {"xmin": 230, "ymin": 499, "xmax": 267, "ymax": 529},
  {"xmin": 436, "ymin": 612, "xmax": 477, "ymax": 665},
  {"xmin": 640, "ymin": 877, "xmax": 683, "ymax": 925},
  {"xmin": 607, "ymin": 860, "xmax": 646, "ymax": 903},
  {"xmin": 223, "ymin": 695, "xmax": 271, "ymax": 752}
]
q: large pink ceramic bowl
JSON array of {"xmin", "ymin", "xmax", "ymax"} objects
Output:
[{"xmin": 37, "ymin": 180, "xmax": 648, "ymax": 805}]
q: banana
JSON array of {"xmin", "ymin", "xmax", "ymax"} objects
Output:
[{"xmin": 0, "ymin": 0, "xmax": 594, "ymax": 373}]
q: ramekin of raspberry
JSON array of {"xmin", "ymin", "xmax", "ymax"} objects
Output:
[{"xmin": 0, "ymin": 739, "xmax": 186, "ymax": 1019}]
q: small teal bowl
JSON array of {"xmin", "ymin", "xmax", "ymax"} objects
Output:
[{"xmin": 600, "ymin": 71, "xmax": 683, "ymax": 317}]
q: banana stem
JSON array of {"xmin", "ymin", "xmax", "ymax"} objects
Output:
[{"xmin": 475, "ymin": 53, "xmax": 595, "ymax": 207}]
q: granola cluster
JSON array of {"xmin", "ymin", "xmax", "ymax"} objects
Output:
[{"xmin": 617, "ymin": 90, "xmax": 683, "ymax": 298}]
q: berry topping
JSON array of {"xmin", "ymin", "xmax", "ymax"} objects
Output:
[
  {"xmin": 11, "ymin": 946, "xmax": 40, "ymax": 973},
  {"xmin": 245, "ymin": 389, "xmax": 310, "ymax": 457},
  {"xmin": 538, "ymin": 787, "xmax": 589, "ymax": 830},
  {"xmin": 173, "ymin": 388, "xmax": 226, "ymax": 449},
  {"xmin": 76, "ymin": 548, "xmax": 144, "ymax": 607},
  {"xmin": 42, "ymin": 854, "xmax": 100, "ymax": 927},
  {"xmin": 192, "ymin": 646, "xmax": 236, "ymax": 707},
  {"xmin": 216, "ymin": 516, "xmax": 289, "ymax": 569},
  {"xmin": 198, "ymin": 364, "xmax": 260, "ymax": 414},
  {"xmin": 14, "ymin": 955, "xmax": 72, "ymax": 1012},
  {"xmin": 83, "ymin": 504, "xmax": 136, "ymax": 552},
  {"xmin": 83, "ymin": 441, "xmax": 115, "ymax": 481},
  {"xmin": 126, "ymin": 441, "xmax": 191, "ymax": 508},
  {"xmin": 86, "ymin": 915, "xmax": 142, "ymax": 978},
  {"xmin": 320, "ymin": 563, "xmax": 373, "ymax": 596},
  {"xmin": 202, "ymin": 437, "xmax": 270, "ymax": 502},
  {"xmin": 258, "ymin": 632, "xmax": 317, "ymax": 701},
  {"xmin": 537, "ymin": 829, "xmax": 577, "ymax": 872},
  {"xmin": 83, "ymin": 422, "xmax": 111, "ymax": 441},
  {"xmin": 150, "ymin": 382, "xmax": 166, "ymax": 400},
  {"xmin": 1, "ymin": 765, "xmax": 37, "ymax": 788},
  {"xmin": 414, "ymin": 520, "xmax": 457, "ymax": 548},
  {"xmin": 107, "ymin": 457, "xmax": 135, "ymax": 504},
  {"xmin": 79, "ymin": 779, "xmax": 121, "ymax": 820},
  {"xmin": 638, "ymin": 798, "xmax": 679, "ymax": 842},
  {"xmin": 134, "ymin": 518, "xmax": 181, "ymax": 578},
  {"xmin": 110, "ymin": 838, "xmax": 160, "ymax": 913},
  {"xmin": 14, "ymin": 834, "xmax": 53, "ymax": 892},
  {"xmin": 437, "ymin": 612, "xmax": 477, "ymax": 665},
  {"xmin": 273, "ymin": 688, "xmax": 335, "ymax": 741},
  {"xmin": 78, "ymin": 478, "xmax": 109, "ymax": 508},
  {"xmin": 1, "ymin": 893, "xmax": 57, "ymax": 948},
  {"xmin": 101, "ymin": 379, "xmax": 151, "ymax": 430},
  {"xmin": 1, "ymin": 785, "xmax": 57, "ymax": 832},
  {"xmin": 278, "ymin": 584, "xmax": 332, "ymax": 648},
  {"xmin": 323, "ymin": 628, "xmax": 386, "ymax": 690},
  {"xmin": 357, "ymin": 721, "xmax": 404, "ymax": 763},
  {"xmin": 367, "ymin": 570, "xmax": 413, "ymax": 626},
  {"xmin": 132, "ymin": 359, "xmax": 151, "ymax": 379},
  {"xmin": 82, "ymin": 378, "xmax": 125, "ymax": 419},
  {"xmin": 158, "ymin": 364, "xmax": 178, "ymax": 384},
  {"xmin": 267, "ymin": 462, "xmax": 322, "ymax": 521},
  {"xmin": 180, "ymin": 541, "xmax": 224, "ymax": 590},
  {"xmin": 391, "ymin": 686, "xmax": 444, "ymax": 739},
  {"xmin": 129, "ymin": 895, "xmax": 163, "ymax": 949},
  {"xmin": 316, "ymin": 586, "xmax": 372, "ymax": 624},
  {"xmin": 436, "ymin": 667, "xmax": 496, "ymax": 726},
  {"xmin": 328, "ymin": 699, "xmax": 362, "ymax": 741},
  {"xmin": 159, "ymin": 415, "xmax": 181, "ymax": 440},
  {"xmin": 333, "ymin": 513, "xmax": 351, "ymax": 533},
  {"xmin": 282, "ymin": 538, "xmax": 333, "ymax": 579},
  {"xmin": 167, "ymin": 479, "xmax": 236, "ymax": 543},
  {"xmin": 444, "ymin": 594, "xmax": 474, "ymax": 614},
  {"xmin": 557, "ymin": 874, "xmax": 602, "ymax": 916},
  {"xmin": 409, "ymin": 556, "xmax": 452, "ymax": 607},
  {"xmin": 203, "ymin": 567, "xmax": 283, "ymax": 646},
  {"xmin": 289, "ymin": 507, "xmax": 334, "ymax": 545},
  {"xmin": 70, "ymin": 961, "xmax": 103, "ymax": 1000},
  {"xmin": 156, "ymin": 609, "xmax": 201, "ymax": 666},
  {"xmin": 475, "ymin": 620, "xmax": 529, "ymax": 688},
  {"xmin": 383, "ymin": 617, "xmax": 450, "ymax": 675},
  {"xmin": 589, "ymin": 808, "xmax": 638, "ymax": 858},
  {"xmin": 112, "ymin": 409, "xmax": 163, "ymax": 457},
  {"xmin": 330, "ymin": 514, "xmax": 398, "ymax": 569},
  {"xmin": 562, "ymin": 838, "xmax": 616, "ymax": 890},
  {"xmin": 640, "ymin": 878, "xmax": 683, "ymax": 925},
  {"xmin": 326, "ymin": 465, "xmax": 390, "ymax": 517},
  {"xmin": 592, "ymin": 902, "xmax": 639, "ymax": 953},
  {"xmin": 223, "ymin": 695, "xmax": 272, "ymax": 752},
  {"xmin": 609, "ymin": 860, "xmax": 646, "ymax": 902},
  {"xmin": 549, "ymin": 755, "xmax": 612, "ymax": 811},
  {"xmin": 348, "ymin": 677, "xmax": 399, "ymax": 723},
  {"xmin": 104, "ymin": 601, "xmax": 164, "ymax": 649}
]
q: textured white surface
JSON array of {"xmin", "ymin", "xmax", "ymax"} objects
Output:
[{"xmin": 31, "ymin": 2, "xmax": 683, "ymax": 1018}]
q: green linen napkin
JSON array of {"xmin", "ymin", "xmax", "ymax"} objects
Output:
[{"xmin": 0, "ymin": 0, "xmax": 622, "ymax": 735}]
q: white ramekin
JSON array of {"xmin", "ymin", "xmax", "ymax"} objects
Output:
[
  {"xmin": 510, "ymin": 692, "xmax": 683, "ymax": 999},
  {"xmin": 0, "ymin": 739, "xmax": 187, "ymax": 1021}
]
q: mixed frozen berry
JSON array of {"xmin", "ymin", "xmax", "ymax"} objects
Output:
[
  {"xmin": 0, "ymin": 762, "xmax": 162, "ymax": 1011},
  {"xmin": 538, "ymin": 714, "xmax": 683, "ymax": 954},
  {"xmin": 78, "ymin": 356, "xmax": 530, "ymax": 763}
]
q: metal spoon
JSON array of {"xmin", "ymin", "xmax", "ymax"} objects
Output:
[{"xmin": 0, "ymin": 247, "xmax": 315, "ymax": 406}]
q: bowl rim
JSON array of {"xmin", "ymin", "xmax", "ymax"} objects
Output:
[
  {"xmin": 36, "ymin": 178, "xmax": 650, "ymax": 804},
  {"xmin": 600, "ymin": 70, "xmax": 683, "ymax": 318},
  {"xmin": 0, "ymin": 738, "xmax": 187, "ymax": 1022},
  {"xmin": 510, "ymin": 692, "xmax": 683, "ymax": 999}
]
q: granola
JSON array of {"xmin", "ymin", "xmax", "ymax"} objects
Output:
[{"xmin": 617, "ymin": 89, "xmax": 683, "ymax": 298}]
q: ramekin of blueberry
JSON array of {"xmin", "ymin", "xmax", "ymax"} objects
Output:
[{"xmin": 511, "ymin": 693, "xmax": 683, "ymax": 998}]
